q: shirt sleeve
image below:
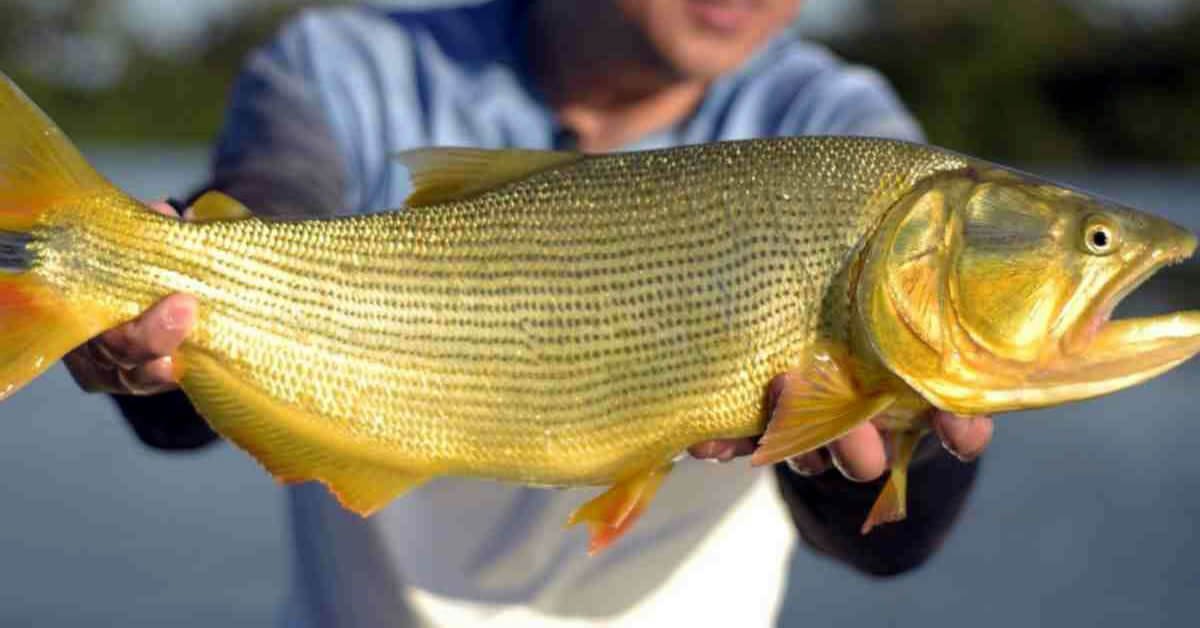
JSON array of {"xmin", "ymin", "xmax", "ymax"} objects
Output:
[
  {"xmin": 818, "ymin": 67, "xmax": 925, "ymax": 142},
  {"xmin": 774, "ymin": 439, "xmax": 980, "ymax": 576},
  {"xmin": 208, "ymin": 15, "xmax": 350, "ymax": 218},
  {"xmin": 113, "ymin": 15, "xmax": 351, "ymax": 450},
  {"xmin": 771, "ymin": 52, "xmax": 925, "ymax": 143}
]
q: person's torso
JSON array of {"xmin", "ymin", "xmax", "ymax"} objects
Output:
[{"xmin": 271, "ymin": 4, "xmax": 921, "ymax": 626}]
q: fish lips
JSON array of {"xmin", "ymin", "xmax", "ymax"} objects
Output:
[{"xmin": 1051, "ymin": 232, "xmax": 1200, "ymax": 390}]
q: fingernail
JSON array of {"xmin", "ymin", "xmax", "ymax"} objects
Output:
[
  {"xmin": 942, "ymin": 443, "xmax": 969, "ymax": 462},
  {"xmin": 937, "ymin": 415, "xmax": 974, "ymax": 462},
  {"xmin": 701, "ymin": 443, "xmax": 735, "ymax": 464},
  {"xmin": 830, "ymin": 451, "xmax": 864, "ymax": 482},
  {"xmin": 786, "ymin": 450, "xmax": 828, "ymax": 477},
  {"xmin": 787, "ymin": 458, "xmax": 817, "ymax": 477},
  {"xmin": 159, "ymin": 356, "xmax": 179, "ymax": 382},
  {"xmin": 87, "ymin": 339, "xmax": 118, "ymax": 369},
  {"xmin": 163, "ymin": 303, "xmax": 191, "ymax": 332}
]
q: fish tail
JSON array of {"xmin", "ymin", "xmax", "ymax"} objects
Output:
[
  {"xmin": 0, "ymin": 72, "xmax": 116, "ymax": 230},
  {"xmin": 0, "ymin": 71, "xmax": 123, "ymax": 400}
]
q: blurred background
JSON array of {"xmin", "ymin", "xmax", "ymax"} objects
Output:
[{"xmin": 0, "ymin": 0, "xmax": 1198, "ymax": 626}]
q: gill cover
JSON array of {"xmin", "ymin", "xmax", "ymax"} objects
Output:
[{"xmin": 855, "ymin": 167, "xmax": 1142, "ymax": 414}]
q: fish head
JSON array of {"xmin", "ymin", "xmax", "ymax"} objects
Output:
[{"xmin": 856, "ymin": 163, "xmax": 1200, "ymax": 415}]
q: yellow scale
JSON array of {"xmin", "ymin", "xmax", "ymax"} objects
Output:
[{"xmin": 2, "ymin": 71, "xmax": 1198, "ymax": 553}]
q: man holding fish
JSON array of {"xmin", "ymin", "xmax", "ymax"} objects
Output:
[{"xmin": 63, "ymin": 1, "xmax": 993, "ymax": 625}]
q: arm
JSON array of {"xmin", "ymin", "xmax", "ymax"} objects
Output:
[
  {"xmin": 64, "ymin": 18, "xmax": 350, "ymax": 450},
  {"xmin": 688, "ymin": 387, "xmax": 992, "ymax": 575},
  {"xmin": 773, "ymin": 431, "xmax": 981, "ymax": 576}
]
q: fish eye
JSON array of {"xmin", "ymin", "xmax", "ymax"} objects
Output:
[{"xmin": 1083, "ymin": 218, "xmax": 1119, "ymax": 256}]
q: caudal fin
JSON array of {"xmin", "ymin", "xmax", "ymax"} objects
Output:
[
  {"xmin": 0, "ymin": 71, "xmax": 122, "ymax": 399},
  {"xmin": 0, "ymin": 72, "xmax": 113, "ymax": 230},
  {"xmin": 0, "ymin": 273, "xmax": 100, "ymax": 401}
]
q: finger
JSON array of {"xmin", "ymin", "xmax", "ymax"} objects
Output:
[
  {"xmin": 63, "ymin": 347, "xmax": 180, "ymax": 395},
  {"xmin": 146, "ymin": 200, "xmax": 178, "ymax": 217},
  {"xmin": 94, "ymin": 294, "xmax": 197, "ymax": 367},
  {"xmin": 688, "ymin": 438, "xmax": 756, "ymax": 462},
  {"xmin": 63, "ymin": 345, "xmax": 123, "ymax": 393},
  {"xmin": 785, "ymin": 449, "xmax": 831, "ymax": 477},
  {"xmin": 828, "ymin": 423, "xmax": 887, "ymax": 482},
  {"xmin": 764, "ymin": 371, "xmax": 797, "ymax": 414},
  {"xmin": 932, "ymin": 412, "xmax": 994, "ymax": 462},
  {"xmin": 117, "ymin": 356, "xmax": 181, "ymax": 395}
]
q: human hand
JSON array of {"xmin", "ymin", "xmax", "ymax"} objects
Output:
[
  {"xmin": 687, "ymin": 373, "xmax": 994, "ymax": 480},
  {"xmin": 63, "ymin": 201, "xmax": 198, "ymax": 396}
]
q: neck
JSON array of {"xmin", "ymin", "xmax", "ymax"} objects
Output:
[{"xmin": 527, "ymin": 1, "xmax": 708, "ymax": 153}]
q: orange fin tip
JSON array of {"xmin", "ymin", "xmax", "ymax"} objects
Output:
[
  {"xmin": 862, "ymin": 428, "xmax": 925, "ymax": 534},
  {"xmin": 567, "ymin": 465, "xmax": 672, "ymax": 555},
  {"xmin": 862, "ymin": 472, "xmax": 906, "ymax": 534}
]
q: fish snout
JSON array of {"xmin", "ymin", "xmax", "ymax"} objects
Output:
[{"xmin": 1150, "ymin": 218, "xmax": 1197, "ymax": 264}]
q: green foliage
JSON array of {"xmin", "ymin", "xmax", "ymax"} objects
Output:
[
  {"xmin": 3, "ymin": 1, "xmax": 315, "ymax": 143},
  {"xmin": 825, "ymin": 1, "xmax": 1200, "ymax": 163}
]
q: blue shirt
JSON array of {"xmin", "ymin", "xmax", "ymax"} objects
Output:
[
  {"xmin": 214, "ymin": 2, "xmax": 921, "ymax": 219},
  {"xmin": 204, "ymin": 3, "xmax": 930, "ymax": 627}
]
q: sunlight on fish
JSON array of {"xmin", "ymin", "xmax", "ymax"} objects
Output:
[{"xmin": 0, "ymin": 70, "xmax": 1197, "ymax": 551}]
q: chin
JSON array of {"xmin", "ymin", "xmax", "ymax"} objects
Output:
[
  {"xmin": 657, "ymin": 35, "xmax": 763, "ymax": 80},
  {"xmin": 615, "ymin": 0, "xmax": 793, "ymax": 81}
]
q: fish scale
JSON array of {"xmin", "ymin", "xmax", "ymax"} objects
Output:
[
  {"xmin": 7, "ymin": 69, "xmax": 1200, "ymax": 548},
  {"xmin": 30, "ymin": 138, "xmax": 966, "ymax": 484}
]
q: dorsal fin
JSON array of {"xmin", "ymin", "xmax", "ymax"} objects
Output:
[
  {"xmin": 190, "ymin": 190, "xmax": 253, "ymax": 222},
  {"xmin": 394, "ymin": 147, "xmax": 582, "ymax": 207}
]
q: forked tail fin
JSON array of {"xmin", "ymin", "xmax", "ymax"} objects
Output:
[
  {"xmin": 0, "ymin": 71, "xmax": 123, "ymax": 400},
  {"xmin": 0, "ymin": 72, "xmax": 114, "ymax": 230}
]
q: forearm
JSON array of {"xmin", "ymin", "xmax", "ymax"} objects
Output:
[{"xmin": 775, "ymin": 439, "xmax": 980, "ymax": 576}]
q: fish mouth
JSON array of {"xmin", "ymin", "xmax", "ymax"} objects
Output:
[{"xmin": 1050, "ymin": 234, "xmax": 1200, "ymax": 394}]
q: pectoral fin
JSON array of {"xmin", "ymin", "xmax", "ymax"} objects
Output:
[
  {"xmin": 567, "ymin": 464, "xmax": 672, "ymax": 555},
  {"xmin": 751, "ymin": 344, "xmax": 896, "ymax": 466},
  {"xmin": 178, "ymin": 349, "xmax": 429, "ymax": 516},
  {"xmin": 862, "ymin": 428, "xmax": 927, "ymax": 534}
]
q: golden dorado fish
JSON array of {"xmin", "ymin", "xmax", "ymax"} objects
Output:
[{"xmin": 3, "ymin": 72, "xmax": 1199, "ymax": 552}]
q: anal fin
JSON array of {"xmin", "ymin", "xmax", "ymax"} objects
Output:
[
  {"xmin": 567, "ymin": 464, "xmax": 672, "ymax": 555},
  {"xmin": 178, "ymin": 349, "xmax": 429, "ymax": 516},
  {"xmin": 322, "ymin": 464, "xmax": 428, "ymax": 516},
  {"xmin": 751, "ymin": 344, "xmax": 896, "ymax": 466},
  {"xmin": 862, "ymin": 428, "xmax": 926, "ymax": 534}
]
